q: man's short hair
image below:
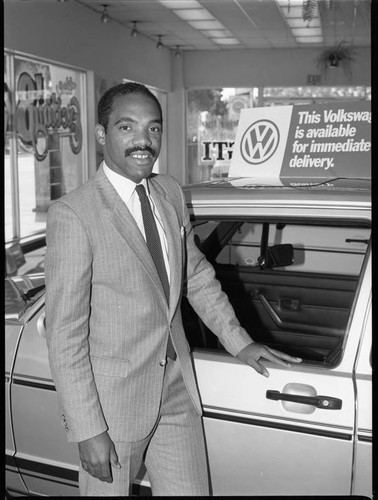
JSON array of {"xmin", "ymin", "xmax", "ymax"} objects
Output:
[{"xmin": 97, "ymin": 81, "xmax": 163, "ymax": 132}]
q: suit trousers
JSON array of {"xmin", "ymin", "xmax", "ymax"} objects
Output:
[{"xmin": 79, "ymin": 357, "xmax": 210, "ymax": 496}]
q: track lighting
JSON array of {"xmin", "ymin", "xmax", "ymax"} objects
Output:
[
  {"xmin": 131, "ymin": 21, "xmax": 138, "ymax": 37},
  {"xmin": 101, "ymin": 4, "xmax": 110, "ymax": 24},
  {"xmin": 156, "ymin": 35, "xmax": 163, "ymax": 49},
  {"xmin": 175, "ymin": 45, "xmax": 181, "ymax": 58}
]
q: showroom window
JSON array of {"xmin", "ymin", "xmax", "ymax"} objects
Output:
[
  {"xmin": 186, "ymin": 85, "xmax": 371, "ymax": 184},
  {"xmin": 4, "ymin": 51, "xmax": 88, "ymax": 245}
]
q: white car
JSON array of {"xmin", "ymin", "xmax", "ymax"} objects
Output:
[{"xmin": 6, "ymin": 177, "xmax": 372, "ymax": 497}]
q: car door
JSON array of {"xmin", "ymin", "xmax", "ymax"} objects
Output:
[
  {"xmin": 188, "ymin": 218, "xmax": 371, "ymax": 496},
  {"xmin": 9, "ymin": 293, "xmax": 80, "ymax": 496}
]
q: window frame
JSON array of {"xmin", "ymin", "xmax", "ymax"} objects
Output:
[{"xmin": 184, "ymin": 214, "xmax": 371, "ymax": 369}]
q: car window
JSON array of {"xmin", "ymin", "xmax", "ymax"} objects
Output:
[
  {"xmin": 182, "ymin": 218, "xmax": 370, "ymax": 368},
  {"xmin": 6, "ymin": 244, "xmax": 46, "ymax": 277}
]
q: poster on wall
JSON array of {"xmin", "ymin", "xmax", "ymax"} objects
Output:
[
  {"xmin": 14, "ymin": 56, "xmax": 87, "ymax": 210},
  {"xmin": 229, "ymin": 101, "xmax": 371, "ymax": 186},
  {"xmin": 4, "ymin": 51, "xmax": 88, "ymax": 242}
]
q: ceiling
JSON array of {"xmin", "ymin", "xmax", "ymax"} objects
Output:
[{"xmin": 75, "ymin": 0, "xmax": 371, "ymax": 53}]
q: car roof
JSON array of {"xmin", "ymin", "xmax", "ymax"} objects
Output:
[{"xmin": 183, "ymin": 177, "xmax": 371, "ymax": 209}]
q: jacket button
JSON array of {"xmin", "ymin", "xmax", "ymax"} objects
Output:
[{"xmin": 159, "ymin": 359, "xmax": 167, "ymax": 366}]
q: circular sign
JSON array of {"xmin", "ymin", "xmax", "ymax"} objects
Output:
[
  {"xmin": 230, "ymin": 97, "xmax": 247, "ymax": 115},
  {"xmin": 240, "ymin": 119, "xmax": 280, "ymax": 165}
]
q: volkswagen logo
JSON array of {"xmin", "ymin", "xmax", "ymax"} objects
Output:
[{"xmin": 240, "ymin": 119, "xmax": 280, "ymax": 165}]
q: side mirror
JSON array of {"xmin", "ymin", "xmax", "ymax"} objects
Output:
[{"xmin": 261, "ymin": 244, "xmax": 294, "ymax": 268}]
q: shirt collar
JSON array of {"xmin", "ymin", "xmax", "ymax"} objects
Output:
[{"xmin": 103, "ymin": 161, "xmax": 149, "ymax": 203}]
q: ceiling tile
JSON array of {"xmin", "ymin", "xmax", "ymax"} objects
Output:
[{"xmin": 75, "ymin": 0, "xmax": 371, "ymax": 51}]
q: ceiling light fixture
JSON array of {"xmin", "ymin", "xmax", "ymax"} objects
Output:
[
  {"xmin": 173, "ymin": 9, "xmax": 214, "ymax": 21},
  {"xmin": 156, "ymin": 35, "xmax": 163, "ymax": 49},
  {"xmin": 159, "ymin": 0, "xmax": 202, "ymax": 8},
  {"xmin": 175, "ymin": 45, "xmax": 181, "ymax": 58},
  {"xmin": 101, "ymin": 4, "xmax": 110, "ymax": 24},
  {"xmin": 131, "ymin": 21, "xmax": 138, "ymax": 37},
  {"xmin": 188, "ymin": 20, "xmax": 224, "ymax": 30},
  {"xmin": 213, "ymin": 38, "xmax": 240, "ymax": 46}
]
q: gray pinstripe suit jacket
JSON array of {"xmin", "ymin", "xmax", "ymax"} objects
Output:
[{"xmin": 45, "ymin": 165, "xmax": 252, "ymax": 443}]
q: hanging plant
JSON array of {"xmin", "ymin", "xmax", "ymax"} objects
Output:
[
  {"xmin": 302, "ymin": 0, "xmax": 317, "ymax": 24},
  {"xmin": 316, "ymin": 40, "xmax": 355, "ymax": 78}
]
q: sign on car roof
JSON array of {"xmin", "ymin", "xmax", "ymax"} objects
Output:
[{"xmin": 229, "ymin": 101, "xmax": 371, "ymax": 187}]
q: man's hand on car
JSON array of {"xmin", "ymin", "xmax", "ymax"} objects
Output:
[
  {"xmin": 78, "ymin": 431, "xmax": 121, "ymax": 482},
  {"xmin": 237, "ymin": 343, "xmax": 302, "ymax": 377}
]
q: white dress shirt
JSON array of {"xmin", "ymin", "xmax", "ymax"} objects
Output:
[{"xmin": 103, "ymin": 162, "xmax": 170, "ymax": 282}]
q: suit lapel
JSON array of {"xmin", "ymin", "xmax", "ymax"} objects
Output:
[
  {"xmin": 93, "ymin": 166, "xmax": 167, "ymax": 303},
  {"xmin": 148, "ymin": 178, "xmax": 183, "ymax": 318}
]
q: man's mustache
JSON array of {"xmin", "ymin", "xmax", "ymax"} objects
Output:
[{"xmin": 125, "ymin": 146, "xmax": 156, "ymax": 157}]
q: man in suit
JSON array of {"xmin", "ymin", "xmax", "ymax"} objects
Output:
[{"xmin": 45, "ymin": 81, "xmax": 301, "ymax": 496}]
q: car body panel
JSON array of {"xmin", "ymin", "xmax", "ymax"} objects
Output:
[
  {"xmin": 202, "ymin": 417, "xmax": 353, "ymax": 495},
  {"xmin": 352, "ymin": 299, "xmax": 372, "ymax": 497}
]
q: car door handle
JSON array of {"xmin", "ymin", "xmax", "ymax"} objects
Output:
[{"xmin": 266, "ymin": 390, "xmax": 342, "ymax": 410}]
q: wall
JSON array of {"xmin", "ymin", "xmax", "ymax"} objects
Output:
[
  {"xmin": 4, "ymin": 1, "xmax": 172, "ymax": 91},
  {"xmin": 183, "ymin": 47, "xmax": 371, "ymax": 88}
]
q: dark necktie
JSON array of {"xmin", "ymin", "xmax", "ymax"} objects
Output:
[{"xmin": 135, "ymin": 184, "xmax": 176, "ymax": 360}]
